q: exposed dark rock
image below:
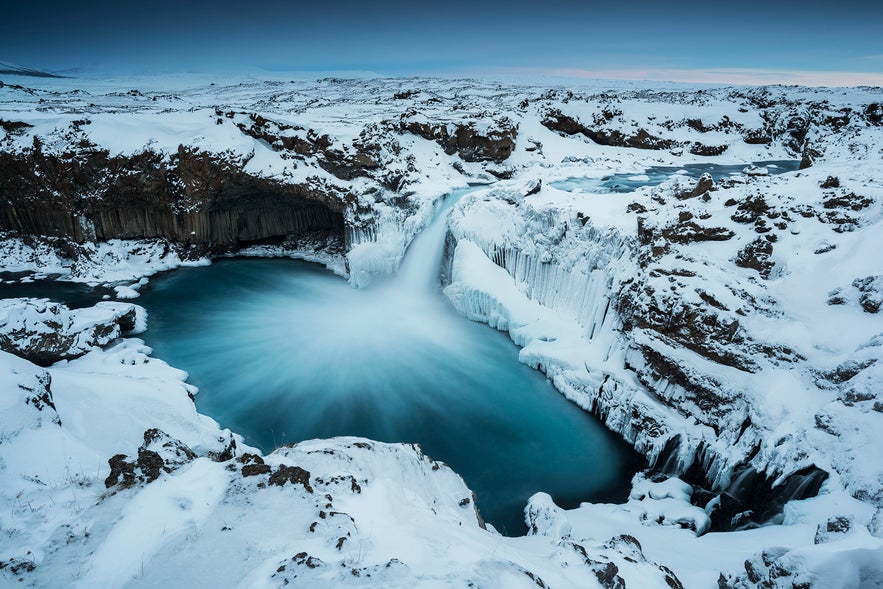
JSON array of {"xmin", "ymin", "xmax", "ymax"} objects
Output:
[
  {"xmin": 104, "ymin": 429, "xmax": 196, "ymax": 488},
  {"xmin": 268, "ymin": 465, "xmax": 314, "ymax": 492},
  {"xmin": 661, "ymin": 221, "xmax": 735, "ymax": 244},
  {"xmin": 730, "ymin": 195, "xmax": 770, "ymax": 224},
  {"xmin": 839, "ymin": 386, "xmax": 878, "ymax": 407},
  {"xmin": 210, "ymin": 432, "xmax": 237, "ymax": 462},
  {"xmin": 0, "ymin": 557, "xmax": 36, "ymax": 575},
  {"xmin": 822, "ymin": 192, "xmax": 873, "ymax": 211},
  {"xmin": 864, "ymin": 103, "xmax": 883, "ymax": 126},
  {"xmin": 826, "ymin": 288, "xmax": 848, "ymax": 306},
  {"xmin": 685, "ymin": 118, "xmax": 711, "ymax": 132},
  {"xmin": 742, "ymin": 128, "xmax": 772, "ymax": 144},
  {"xmin": 783, "ymin": 113, "xmax": 811, "ymax": 155},
  {"xmin": 0, "ymin": 300, "xmax": 137, "ymax": 366},
  {"xmin": 719, "ymin": 547, "xmax": 812, "ymax": 589},
  {"xmin": 137, "ymin": 449, "xmax": 166, "ymax": 482},
  {"xmin": 821, "ymin": 358, "xmax": 876, "ymax": 385},
  {"xmin": 677, "ymin": 173, "xmax": 714, "ymax": 199},
  {"xmin": 0, "ymin": 146, "xmax": 346, "ymax": 251},
  {"xmin": 654, "ymin": 437, "xmax": 828, "ymax": 532},
  {"xmin": 20, "ymin": 371, "xmax": 59, "ymax": 425},
  {"xmin": 542, "ymin": 110, "xmax": 675, "ymax": 150},
  {"xmin": 734, "ymin": 237, "xmax": 774, "ymax": 279},
  {"xmin": 820, "ymin": 175, "xmax": 840, "ymax": 188},
  {"xmin": 705, "ymin": 492, "xmax": 746, "ymax": 532},
  {"xmin": 689, "ymin": 143, "xmax": 728, "ymax": 156},
  {"xmin": 0, "ymin": 118, "xmax": 33, "ymax": 135},
  {"xmin": 605, "ymin": 534, "xmax": 645, "ymax": 560},
  {"xmin": 662, "ymin": 566, "xmax": 685, "ymax": 589},
  {"xmin": 852, "ymin": 275, "xmax": 882, "ymax": 313},
  {"xmin": 590, "ymin": 561, "xmax": 625, "ymax": 589},
  {"xmin": 399, "ymin": 115, "xmax": 517, "ymax": 163},
  {"xmin": 136, "ymin": 429, "xmax": 197, "ymax": 482},
  {"xmin": 814, "ymin": 515, "xmax": 852, "ymax": 544},
  {"xmin": 799, "ymin": 141, "xmax": 821, "ymax": 169},
  {"xmin": 241, "ymin": 463, "xmax": 272, "ymax": 477},
  {"xmin": 104, "ymin": 454, "xmax": 137, "ymax": 488},
  {"xmin": 237, "ymin": 110, "xmax": 385, "ymax": 181}
]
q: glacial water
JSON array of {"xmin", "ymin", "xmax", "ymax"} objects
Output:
[
  {"xmin": 0, "ymin": 273, "xmax": 113, "ymax": 308},
  {"xmin": 550, "ymin": 160, "xmax": 800, "ymax": 193},
  {"xmin": 136, "ymin": 190, "xmax": 644, "ymax": 535}
]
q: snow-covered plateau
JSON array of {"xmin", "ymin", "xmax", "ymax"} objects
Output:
[{"xmin": 1, "ymin": 75, "xmax": 881, "ymax": 588}]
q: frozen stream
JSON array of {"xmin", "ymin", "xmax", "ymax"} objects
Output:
[
  {"xmin": 136, "ymin": 189, "xmax": 643, "ymax": 535},
  {"xmin": 550, "ymin": 159, "xmax": 800, "ymax": 193}
]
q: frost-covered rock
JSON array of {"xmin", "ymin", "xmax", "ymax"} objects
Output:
[{"xmin": 0, "ymin": 298, "xmax": 141, "ymax": 365}]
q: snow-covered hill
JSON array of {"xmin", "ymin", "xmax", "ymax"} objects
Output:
[{"xmin": 1, "ymin": 75, "xmax": 881, "ymax": 588}]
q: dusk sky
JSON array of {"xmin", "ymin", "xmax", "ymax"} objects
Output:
[{"xmin": 2, "ymin": 0, "xmax": 882, "ymax": 85}]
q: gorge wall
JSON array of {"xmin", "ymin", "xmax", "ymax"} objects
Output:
[{"xmin": 0, "ymin": 146, "xmax": 346, "ymax": 252}]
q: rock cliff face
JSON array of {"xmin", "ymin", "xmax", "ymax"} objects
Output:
[{"xmin": 0, "ymin": 146, "xmax": 346, "ymax": 252}]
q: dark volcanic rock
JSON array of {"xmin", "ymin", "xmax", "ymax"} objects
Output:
[
  {"xmin": 399, "ymin": 115, "xmax": 517, "ymax": 163},
  {"xmin": 852, "ymin": 275, "xmax": 882, "ymax": 313},
  {"xmin": 0, "ymin": 300, "xmax": 138, "ymax": 366},
  {"xmin": 742, "ymin": 128, "xmax": 772, "ymax": 144},
  {"xmin": 242, "ymin": 463, "xmax": 272, "ymax": 477},
  {"xmin": 820, "ymin": 175, "xmax": 840, "ymax": 189},
  {"xmin": 689, "ymin": 143, "xmax": 728, "ymax": 156},
  {"xmin": 137, "ymin": 449, "xmax": 166, "ymax": 482},
  {"xmin": 677, "ymin": 173, "xmax": 714, "ymax": 200},
  {"xmin": 105, "ymin": 454, "xmax": 137, "ymax": 488},
  {"xmin": 734, "ymin": 237, "xmax": 775, "ymax": 279},
  {"xmin": 730, "ymin": 195, "xmax": 770, "ymax": 224},
  {"xmin": 542, "ymin": 110, "xmax": 675, "ymax": 150},
  {"xmin": 268, "ymin": 465, "xmax": 314, "ymax": 492},
  {"xmin": 822, "ymin": 192, "xmax": 873, "ymax": 212},
  {"xmin": 864, "ymin": 103, "xmax": 883, "ymax": 126},
  {"xmin": 0, "ymin": 119, "xmax": 33, "ymax": 135},
  {"xmin": 0, "ymin": 146, "xmax": 346, "ymax": 250},
  {"xmin": 661, "ymin": 221, "xmax": 735, "ymax": 244},
  {"xmin": 104, "ymin": 429, "xmax": 197, "ymax": 488}
]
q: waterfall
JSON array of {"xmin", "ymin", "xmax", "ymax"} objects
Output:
[{"xmin": 394, "ymin": 187, "xmax": 478, "ymax": 293}]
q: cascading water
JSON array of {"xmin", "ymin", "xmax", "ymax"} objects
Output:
[
  {"xmin": 135, "ymin": 188, "xmax": 644, "ymax": 535},
  {"xmin": 394, "ymin": 188, "xmax": 472, "ymax": 293}
]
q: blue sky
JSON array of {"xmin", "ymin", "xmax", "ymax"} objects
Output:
[{"xmin": 2, "ymin": 0, "xmax": 881, "ymax": 84}]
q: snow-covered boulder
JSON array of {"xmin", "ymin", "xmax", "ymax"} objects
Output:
[{"xmin": 0, "ymin": 298, "xmax": 142, "ymax": 365}]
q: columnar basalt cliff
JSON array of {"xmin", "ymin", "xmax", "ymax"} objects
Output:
[{"xmin": 0, "ymin": 146, "xmax": 347, "ymax": 251}]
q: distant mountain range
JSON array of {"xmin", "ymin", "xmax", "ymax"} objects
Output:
[{"xmin": 0, "ymin": 61, "xmax": 65, "ymax": 78}]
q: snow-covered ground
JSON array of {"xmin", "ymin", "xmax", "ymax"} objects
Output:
[{"xmin": 1, "ymin": 74, "xmax": 882, "ymax": 587}]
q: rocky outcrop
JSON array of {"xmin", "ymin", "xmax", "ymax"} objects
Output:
[
  {"xmin": 542, "ymin": 110, "xmax": 676, "ymax": 150},
  {"xmin": 733, "ymin": 237, "xmax": 775, "ymax": 279},
  {"xmin": 0, "ymin": 298, "xmax": 139, "ymax": 366},
  {"xmin": 104, "ymin": 428, "xmax": 198, "ymax": 489},
  {"xmin": 232, "ymin": 112, "xmax": 382, "ymax": 181},
  {"xmin": 0, "ymin": 146, "xmax": 346, "ymax": 252},
  {"xmin": 400, "ymin": 114, "xmax": 517, "ymax": 163}
]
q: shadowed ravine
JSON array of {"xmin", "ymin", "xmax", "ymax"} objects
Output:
[{"xmin": 138, "ymin": 189, "xmax": 644, "ymax": 535}]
